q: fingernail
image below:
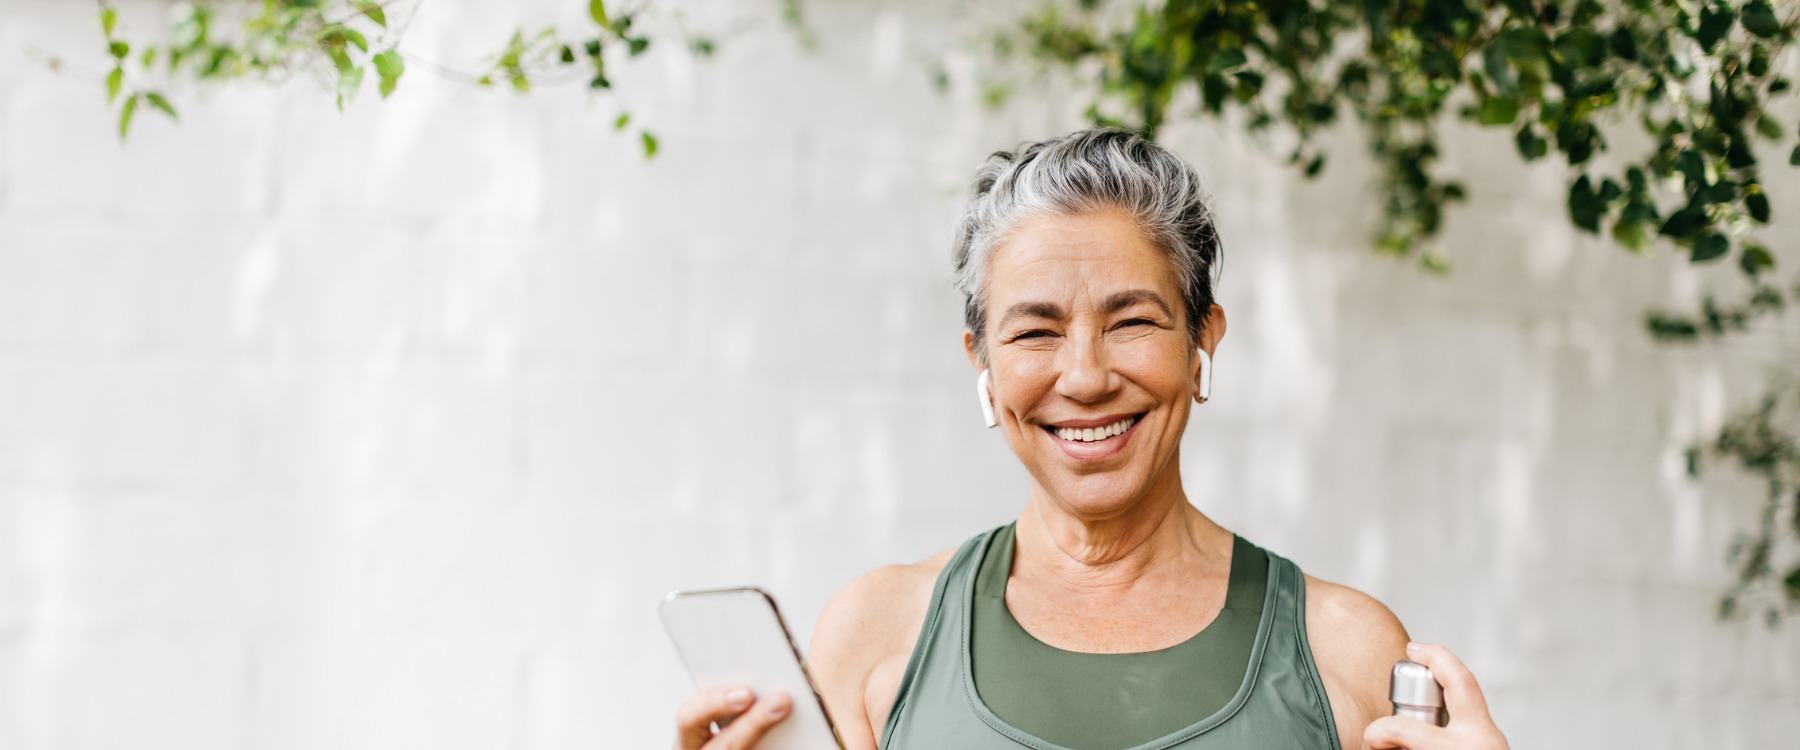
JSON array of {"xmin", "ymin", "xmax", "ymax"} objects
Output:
[
  {"xmin": 1406, "ymin": 642, "xmax": 1422, "ymax": 653},
  {"xmin": 727, "ymin": 688, "xmax": 752, "ymax": 707},
  {"xmin": 767, "ymin": 701, "xmax": 789, "ymax": 719}
]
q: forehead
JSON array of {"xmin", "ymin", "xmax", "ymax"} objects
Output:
[{"xmin": 985, "ymin": 208, "xmax": 1181, "ymax": 302}]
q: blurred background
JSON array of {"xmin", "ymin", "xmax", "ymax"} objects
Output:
[{"xmin": 2, "ymin": 0, "xmax": 1799, "ymax": 748}]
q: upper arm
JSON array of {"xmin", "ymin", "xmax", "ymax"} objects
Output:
[
  {"xmin": 1304, "ymin": 575, "xmax": 1411, "ymax": 748},
  {"xmin": 807, "ymin": 551, "xmax": 952, "ymax": 750}
]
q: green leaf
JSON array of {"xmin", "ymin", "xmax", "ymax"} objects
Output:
[
  {"xmin": 1208, "ymin": 48, "xmax": 1247, "ymax": 72},
  {"xmin": 1611, "ymin": 218, "xmax": 1651, "ymax": 253},
  {"xmin": 341, "ymin": 27, "xmax": 369, "ymax": 53},
  {"xmin": 1739, "ymin": 242, "xmax": 1775, "ymax": 276},
  {"xmin": 613, "ymin": 112, "xmax": 630, "ymax": 130},
  {"xmin": 117, "ymin": 93, "xmax": 138, "ymax": 140},
  {"xmin": 1497, "ymin": 26, "xmax": 1549, "ymax": 76},
  {"xmin": 373, "ymin": 49, "xmax": 404, "ymax": 98},
  {"xmin": 100, "ymin": 6, "xmax": 118, "ymax": 38},
  {"xmin": 1746, "ymin": 191, "xmax": 1771, "ymax": 223},
  {"xmin": 1742, "ymin": 1, "xmax": 1781, "ymax": 39},
  {"xmin": 628, "ymin": 37, "xmax": 650, "ymax": 56},
  {"xmin": 1482, "ymin": 45, "xmax": 1517, "ymax": 94},
  {"xmin": 1697, "ymin": 4, "xmax": 1736, "ymax": 52},
  {"xmin": 1556, "ymin": 120, "xmax": 1599, "ymax": 164},
  {"xmin": 1659, "ymin": 204, "xmax": 1708, "ymax": 238},
  {"xmin": 1477, "ymin": 96, "xmax": 1519, "ymax": 126},
  {"xmin": 355, "ymin": 1, "xmax": 388, "ymax": 29},
  {"xmin": 1515, "ymin": 125, "xmax": 1547, "ymax": 160},
  {"xmin": 511, "ymin": 74, "xmax": 530, "ymax": 93},
  {"xmin": 1690, "ymin": 232, "xmax": 1730, "ymax": 263},
  {"xmin": 1756, "ymin": 116, "xmax": 1783, "ymax": 141},
  {"xmin": 641, "ymin": 131, "xmax": 658, "ymax": 158},
  {"xmin": 1553, "ymin": 28, "xmax": 1605, "ymax": 67},
  {"xmin": 105, "ymin": 67, "xmax": 123, "ymax": 103},
  {"xmin": 1303, "ymin": 154, "xmax": 1326, "ymax": 178},
  {"xmin": 1607, "ymin": 28, "xmax": 1638, "ymax": 61},
  {"xmin": 143, "ymin": 91, "xmax": 176, "ymax": 120},
  {"xmin": 109, "ymin": 40, "xmax": 129, "ymax": 60},
  {"xmin": 1790, "ymin": 144, "xmax": 1800, "ymax": 166},
  {"xmin": 1568, "ymin": 176, "xmax": 1603, "ymax": 233},
  {"xmin": 589, "ymin": 0, "xmax": 609, "ymax": 27}
]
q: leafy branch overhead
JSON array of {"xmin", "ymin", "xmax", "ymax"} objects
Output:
[
  {"xmin": 93, "ymin": 0, "xmax": 691, "ymax": 156},
  {"xmin": 1010, "ymin": 0, "xmax": 1798, "ymax": 280}
]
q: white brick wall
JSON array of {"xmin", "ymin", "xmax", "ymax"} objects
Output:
[{"xmin": 2, "ymin": 1, "xmax": 1798, "ymax": 748}]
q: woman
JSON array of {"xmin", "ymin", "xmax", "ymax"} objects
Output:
[{"xmin": 674, "ymin": 129, "xmax": 1511, "ymax": 750}]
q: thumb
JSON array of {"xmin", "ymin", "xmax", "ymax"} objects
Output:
[{"xmin": 1363, "ymin": 714, "xmax": 1447, "ymax": 750}]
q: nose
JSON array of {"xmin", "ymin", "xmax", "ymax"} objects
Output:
[{"xmin": 1054, "ymin": 332, "xmax": 1115, "ymax": 403}]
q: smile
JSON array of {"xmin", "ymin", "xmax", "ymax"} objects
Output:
[{"xmin": 1050, "ymin": 414, "xmax": 1139, "ymax": 443}]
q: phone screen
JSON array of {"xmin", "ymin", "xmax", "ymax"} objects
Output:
[{"xmin": 661, "ymin": 587, "xmax": 844, "ymax": 749}]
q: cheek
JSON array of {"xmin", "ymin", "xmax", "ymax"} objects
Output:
[
  {"xmin": 1115, "ymin": 340, "xmax": 1194, "ymax": 396},
  {"xmin": 992, "ymin": 351, "xmax": 1059, "ymax": 406}
]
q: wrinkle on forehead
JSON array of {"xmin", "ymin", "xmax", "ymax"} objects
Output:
[{"xmin": 984, "ymin": 209, "xmax": 1185, "ymax": 316}]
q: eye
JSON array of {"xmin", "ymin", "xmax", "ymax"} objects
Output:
[
  {"xmin": 1115, "ymin": 318, "xmax": 1156, "ymax": 329},
  {"xmin": 1010, "ymin": 329, "xmax": 1052, "ymax": 341}
]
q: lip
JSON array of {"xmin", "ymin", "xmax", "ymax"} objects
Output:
[
  {"xmin": 1042, "ymin": 413, "xmax": 1142, "ymax": 429},
  {"xmin": 1041, "ymin": 412, "xmax": 1145, "ymax": 462}
]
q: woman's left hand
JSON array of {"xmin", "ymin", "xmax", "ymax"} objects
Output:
[{"xmin": 1360, "ymin": 643, "xmax": 1509, "ymax": 750}]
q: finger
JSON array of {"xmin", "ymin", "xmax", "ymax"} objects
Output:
[
  {"xmin": 708, "ymin": 691, "xmax": 791, "ymax": 750},
  {"xmin": 1362, "ymin": 714, "xmax": 1447, "ymax": 750},
  {"xmin": 675, "ymin": 685, "xmax": 756, "ymax": 749},
  {"xmin": 1405, "ymin": 642, "xmax": 1493, "ymax": 726}
]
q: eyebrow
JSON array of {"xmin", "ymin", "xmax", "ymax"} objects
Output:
[{"xmin": 995, "ymin": 289, "xmax": 1174, "ymax": 329}]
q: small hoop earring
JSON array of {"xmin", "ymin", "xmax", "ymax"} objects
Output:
[
  {"xmin": 1196, "ymin": 348, "xmax": 1212, "ymax": 404},
  {"xmin": 977, "ymin": 369, "xmax": 998, "ymax": 428}
]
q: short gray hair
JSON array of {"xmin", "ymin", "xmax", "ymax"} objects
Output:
[{"xmin": 952, "ymin": 127, "xmax": 1222, "ymax": 362}]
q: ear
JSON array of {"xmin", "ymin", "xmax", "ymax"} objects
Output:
[
  {"xmin": 964, "ymin": 329, "xmax": 982, "ymax": 371},
  {"xmin": 1193, "ymin": 303, "xmax": 1227, "ymax": 390}
]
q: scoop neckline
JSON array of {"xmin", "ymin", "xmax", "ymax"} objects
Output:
[
  {"xmin": 957, "ymin": 526, "xmax": 1281, "ymax": 750},
  {"xmin": 980, "ymin": 522, "xmax": 1255, "ymax": 658}
]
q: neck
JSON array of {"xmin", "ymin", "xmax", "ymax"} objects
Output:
[{"xmin": 1015, "ymin": 466, "xmax": 1230, "ymax": 592}]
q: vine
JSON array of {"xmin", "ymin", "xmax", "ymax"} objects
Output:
[{"xmin": 92, "ymin": 0, "xmax": 691, "ymax": 153}]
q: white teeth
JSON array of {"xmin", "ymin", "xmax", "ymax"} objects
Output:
[{"xmin": 1053, "ymin": 416, "xmax": 1137, "ymax": 443}]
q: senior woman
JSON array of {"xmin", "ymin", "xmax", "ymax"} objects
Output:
[{"xmin": 674, "ymin": 128, "xmax": 1510, "ymax": 750}]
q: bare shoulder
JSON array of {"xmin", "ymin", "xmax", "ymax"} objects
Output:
[
  {"xmin": 1302, "ymin": 574, "xmax": 1411, "ymax": 747},
  {"xmin": 806, "ymin": 546, "xmax": 958, "ymax": 750},
  {"xmin": 813, "ymin": 547, "xmax": 955, "ymax": 662}
]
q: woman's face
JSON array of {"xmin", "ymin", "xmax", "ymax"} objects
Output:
[{"xmin": 967, "ymin": 206, "xmax": 1223, "ymax": 519}]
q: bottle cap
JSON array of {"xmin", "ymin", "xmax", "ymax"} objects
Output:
[{"xmin": 1389, "ymin": 659, "xmax": 1445, "ymax": 709}]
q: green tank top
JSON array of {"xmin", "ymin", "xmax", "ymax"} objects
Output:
[
  {"xmin": 970, "ymin": 523, "xmax": 1267, "ymax": 749},
  {"xmin": 880, "ymin": 525, "xmax": 1341, "ymax": 750}
]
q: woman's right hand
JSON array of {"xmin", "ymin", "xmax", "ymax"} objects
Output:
[{"xmin": 674, "ymin": 685, "xmax": 793, "ymax": 750}]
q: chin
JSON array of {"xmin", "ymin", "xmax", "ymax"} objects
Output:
[{"xmin": 1044, "ymin": 473, "xmax": 1155, "ymax": 519}]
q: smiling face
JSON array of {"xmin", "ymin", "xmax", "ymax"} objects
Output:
[{"xmin": 967, "ymin": 206, "xmax": 1224, "ymax": 520}]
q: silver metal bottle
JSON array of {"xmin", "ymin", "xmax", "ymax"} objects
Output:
[{"xmin": 1389, "ymin": 659, "xmax": 1449, "ymax": 727}]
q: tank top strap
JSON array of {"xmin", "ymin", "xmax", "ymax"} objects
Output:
[
  {"xmin": 878, "ymin": 527, "xmax": 994, "ymax": 746},
  {"xmin": 1236, "ymin": 548, "xmax": 1343, "ymax": 750}
]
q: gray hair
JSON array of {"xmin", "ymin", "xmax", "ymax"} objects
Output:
[{"xmin": 952, "ymin": 127, "xmax": 1223, "ymax": 362}]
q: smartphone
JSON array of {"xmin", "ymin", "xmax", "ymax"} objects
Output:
[{"xmin": 660, "ymin": 587, "xmax": 844, "ymax": 750}]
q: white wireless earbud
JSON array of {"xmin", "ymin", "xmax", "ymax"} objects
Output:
[
  {"xmin": 977, "ymin": 369, "xmax": 998, "ymax": 428},
  {"xmin": 1196, "ymin": 348, "xmax": 1212, "ymax": 404}
]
